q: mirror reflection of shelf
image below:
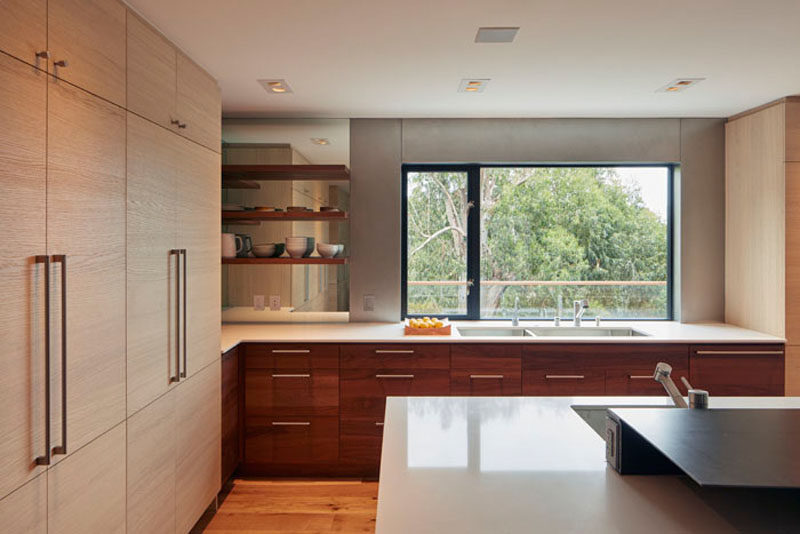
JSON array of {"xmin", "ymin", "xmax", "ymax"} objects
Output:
[
  {"xmin": 222, "ymin": 164, "xmax": 350, "ymax": 182},
  {"xmin": 222, "ymin": 178, "xmax": 260, "ymax": 190},
  {"xmin": 221, "ymin": 210, "xmax": 348, "ymax": 225},
  {"xmin": 222, "ymin": 257, "xmax": 347, "ymax": 265}
]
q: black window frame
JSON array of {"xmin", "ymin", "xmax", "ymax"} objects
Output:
[{"xmin": 402, "ymin": 163, "xmax": 675, "ymax": 321}]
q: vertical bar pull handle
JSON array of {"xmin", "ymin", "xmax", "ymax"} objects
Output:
[
  {"xmin": 180, "ymin": 249, "xmax": 187, "ymax": 378},
  {"xmin": 170, "ymin": 250, "xmax": 181, "ymax": 383},
  {"xmin": 51, "ymin": 255, "xmax": 67, "ymax": 456},
  {"xmin": 34, "ymin": 255, "xmax": 51, "ymax": 466}
]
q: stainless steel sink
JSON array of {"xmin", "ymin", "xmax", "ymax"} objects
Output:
[
  {"xmin": 457, "ymin": 327, "xmax": 535, "ymax": 337},
  {"xmin": 529, "ymin": 327, "xmax": 649, "ymax": 337}
]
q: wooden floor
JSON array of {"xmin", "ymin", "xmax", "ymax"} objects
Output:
[{"xmin": 196, "ymin": 479, "xmax": 379, "ymax": 533}]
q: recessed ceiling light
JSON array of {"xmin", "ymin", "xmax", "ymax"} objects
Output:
[
  {"xmin": 311, "ymin": 138, "xmax": 330, "ymax": 145},
  {"xmin": 258, "ymin": 78, "xmax": 293, "ymax": 94},
  {"xmin": 475, "ymin": 27, "xmax": 519, "ymax": 43},
  {"xmin": 657, "ymin": 78, "xmax": 705, "ymax": 93},
  {"xmin": 458, "ymin": 79, "xmax": 490, "ymax": 93}
]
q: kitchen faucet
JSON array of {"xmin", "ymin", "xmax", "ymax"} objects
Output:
[
  {"xmin": 573, "ymin": 299, "xmax": 588, "ymax": 326},
  {"xmin": 652, "ymin": 362, "xmax": 699, "ymax": 408},
  {"xmin": 511, "ymin": 296, "xmax": 520, "ymax": 326}
]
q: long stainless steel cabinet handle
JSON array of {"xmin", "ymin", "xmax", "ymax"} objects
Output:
[
  {"xmin": 375, "ymin": 374, "xmax": 415, "ymax": 379},
  {"xmin": 170, "ymin": 249, "xmax": 181, "ymax": 383},
  {"xmin": 271, "ymin": 349, "xmax": 311, "ymax": 354},
  {"xmin": 545, "ymin": 375, "xmax": 585, "ymax": 379},
  {"xmin": 470, "ymin": 374, "xmax": 504, "ymax": 379},
  {"xmin": 271, "ymin": 374, "xmax": 311, "ymax": 378},
  {"xmin": 695, "ymin": 350, "xmax": 784, "ymax": 356},
  {"xmin": 180, "ymin": 249, "xmax": 187, "ymax": 378},
  {"xmin": 375, "ymin": 350, "xmax": 414, "ymax": 354},
  {"xmin": 51, "ymin": 255, "xmax": 67, "ymax": 456},
  {"xmin": 271, "ymin": 421, "xmax": 311, "ymax": 426},
  {"xmin": 34, "ymin": 255, "xmax": 51, "ymax": 466},
  {"xmin": 628, "ymin": 375, "xmax": 652, "ymax": 380}
]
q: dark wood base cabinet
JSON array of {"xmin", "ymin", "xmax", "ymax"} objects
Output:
[{"xmin": 225, "ymin": 341, "xmax": 784, "ymax": 478}]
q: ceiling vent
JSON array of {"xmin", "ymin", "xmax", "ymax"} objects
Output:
[
  {"xmin": 475, "ymin": 27, "xmax": 519, "ymax": 43},
  {"xmin": 657, "ymin": 78, "xmax": 705, "ymax": 93},
  {"xmin": 458, "ymin": 79, "xmax": 490, "ymax": 93},
  {"xmin": 258, "ymin": 79, "xmax": 293, "ymax": 94}
]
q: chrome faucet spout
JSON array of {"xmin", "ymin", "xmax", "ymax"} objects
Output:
[
  {"xmin": 511, "ymin": 296, "xmax": 520, "ymax": 327},
  {"xmin": 653, "ymin": 362, "xmax": 688, "ymax": 408},
  {"xmin": 573, "ymin": 299, "xmax": 588, "ymax": 326}
]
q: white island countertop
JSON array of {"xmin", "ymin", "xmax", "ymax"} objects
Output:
[
  {"xmin": 220, "ymin": 320, "xmax": 784, "ymax": 353},
  {"xmin": 377, "ymin": 396, "xmax": 800, "ymax": 534}
]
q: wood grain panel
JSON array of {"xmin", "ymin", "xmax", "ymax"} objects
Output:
[
  {"xmin": 450, "ymin": 344, "xmax": 521, "ymax": 395},
  {"xmin": 690, "ymin": 344, "xmax": 785, "ymax": 396},
  {"xmin": 126, "ymin": 389, "xmax": 176, "ymax": 534},
  {"xmin": 221, "ymin": 348, "xmax": 240, "ymax": 484},
  {"xmin": 340, "ymin": 368, "xmax": 450, "ymax": 416},
  {"xmin": 126, "ymin": 11, "xmax": 176, "ymax": 128},
  {"xmin": 785, "ymin": 162, "xmax": 800, "ymax": 345},
  {"xmin": 245, "ymin": 343, "xmax": 340, "ymax": 370},
  {"xmin": 47, "ymin": 77, "xmax": 126, "ymax": 461},
  {"xmin": 244, "ymin": 415, "xmax": 338, "ymax": 466},
  {"xmin": 0, "ymin": 54, "xmax": 47, "ymax": 500},
  {"xmin": 126, "ymin": 112, "xmax": 180, "ymax": 415},
  {"xmin": 0, "ymin": 0, "xmax": 47, "ymax": 67},
  {"xmin": 176, "ymin": 52, "xmax": 220, "ymax": 151},
  {"xmin": 786, "ymin": 345, "xmax": 800, "ymax": 396},
  {"xmin": 340, "ymin": 343, "xmax": 450, "ymax": 369},
  {"xmin": 0, "ymin": 473, "xmax": 47, "ymax": 534},
  {"xmin": 725, "ymin": 104, "xmax": 786, "ymax": 337},
  {"xmin": 246, "ymin": 368, "xmax": 339, "ymax": 416},
  {"xmin": 48, "ymin": 0, "xmax": 126, "ymax": 106},
  {"xmin": 786, "ymin": 101, "xmax": 800, "ymax": 162},
  {"xmin": 176, "ymin": 362, "xmax": 221, "ymax": 534},
  {"xmin": 48, "ymin": 423, "xmax": 126, "ymax": 534},
  {"xmin": 339, "ymin": 417, "xmax": 384, "ymax": 474}
]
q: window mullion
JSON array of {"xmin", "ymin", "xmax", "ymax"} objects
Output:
[{"xmin": 466, "ymin": 165, "xmax": 481, "ymax": 320}]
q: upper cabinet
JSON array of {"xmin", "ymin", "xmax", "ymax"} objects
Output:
[
  {"xmin": 0, "ymin": 0, "xmax": 47, "ymax": 68},
  {"xmin": 127, "ymin": 14, "xmax": 221, "ymax": 152},
  {"xmin": 48, "ymin": 0, "xmax": 126, "ymax": 107}
]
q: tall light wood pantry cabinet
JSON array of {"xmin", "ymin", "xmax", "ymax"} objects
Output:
[{"xmin": 0, "ymin": 1, "xmax": 222, "ymax": 532}]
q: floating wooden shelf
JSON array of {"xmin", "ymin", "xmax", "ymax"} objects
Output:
[
  {"xmin": 222, "ymin": 257, "xmax": 347, "ymax": 265},
  {"xmin": 221, "ymin": 164, "xmax": 350, "ymax": 182},
  {"xmin": 221, "ymin": 210, "xmax": 348, "ymax": 224},
  {"xmin": 222, "ymin": 178, "xmax": 261, "ymax": 190}
]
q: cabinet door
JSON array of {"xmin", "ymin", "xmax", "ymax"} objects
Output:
[
  {"xmin": 522, "ymin": 345, "xmax": 605, "ymax": 395},
  {"xmin": 0, "ymin": 0, "xmax": 47, "ymax": 67},
  {"xmin": 48, "ymin": 0, "xmax": 126, "ymax": 106},
  {"xmin": 221, "ymin": 348, "xmax": 240, "ymax": 485},
  {"xmin": 127, "ymin": 389, "xmax": 176, "ymax": 534},
  {"xmin": 340, "ymin": 368, "xmax": 450, "ymax": 416},
  {"xmin": 0, "ymin": 473, "xmax": 47, "ymax": 534},
  {"xmin": 690, "ymin": 344, "xmax": 785, "ymax": 396},
  {"xmin": 47, "ymin": 77, "xmax": 126, "ymax": 459},
  {"xmin": 451, "ymin": 344, "xmax": 522, "ymax": 396},
  {"xmin": 604, "ymin": 345, "xmax": 689, "ymax": 396},
  {"xmin": 176, "ymin": 362, "xmax": 221, "ymax": 534},
  {"xmin": 0, "ymin": 54, "xmax": 48, "ymax": 500},
  {"xmin": 126, "ymin": 113, "xmax": 180, "ymax": 415},
  {"xmin": 126, "ymin": 11, "xmax": 177, "ymax": 128},
  {"xmin": 176, "ymin": 137, "xmax": 220, "ymax": 379},
  {"xmin": 246, "ymin": 368, "xmax": 339, "ymax": 416},
  {"xmin": 176, "ymin": 52, "xmax": 220, "ymax": 151},
  {"xmin": 47, "ymin": 422, "xmax": 126, "ymax": 534}
]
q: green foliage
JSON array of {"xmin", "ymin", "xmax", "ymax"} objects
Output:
[{"xmin": 407, "ymin": 167, "xmax": 668, "ymax": 318}]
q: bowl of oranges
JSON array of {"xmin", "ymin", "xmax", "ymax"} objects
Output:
[{"xmin": 404, "ymin": 317, "xmax": 451, "ymax": 336}]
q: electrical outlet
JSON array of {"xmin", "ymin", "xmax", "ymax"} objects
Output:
[
  {"xmin": 363, "ymin": 294, "xmax": 375, "ymax": 312},
  {"xmin": 269, "ymin": 295, "xmax": 281, "ymax": 311},
  {"xmin": 253, "ymin": 295, "xmax": 265, "ymax": 311}
]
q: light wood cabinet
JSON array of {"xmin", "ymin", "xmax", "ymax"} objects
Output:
[
  {"xmin": 176, "ymin": 362, "xmax": 221, "ymax": 533},
  {"xmin": 47, "ymin": 0, "xmax": 126, "ymax": 107},
  {"xmin": 126, "ymin": 389, "xmax": 177, "ymax": 534},
  {"xmin": 0, "ymin": 0, "xmax": 47, "ymax": 67},
  {"xmin": 47, "ymin": 423, "xmax": 126, "ymax": 534},
  {"xmin": 126, "ymin": 11, "xmax": 177, "ymax": 129},
  {"xmin": 176, "ymin": 52, "xmax": 221, "ymax": 151},
  {"xmin": 0, "ymin": 53, "xmax": 48, "ymax": 500},
  {"xmin": 0, "ymin": 474, "xmax": 47, "ymax": 534},
  {"xmin": 47, "ymin": 76, "xmax": 126, "ymax": 461}
]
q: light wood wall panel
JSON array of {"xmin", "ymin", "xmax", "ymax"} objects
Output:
[
  {"xmin": 0, "ymin": 474, "xmax": 47, "ymax": 534},
  {"xmin": 0, "ymin": 0, "xmax": 47, "ymax": 67}
]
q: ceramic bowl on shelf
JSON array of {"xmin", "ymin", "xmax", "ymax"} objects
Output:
[
  {"xmin": 316, "ymin": 243, "xmax": 342, "ymax": 258},
  {"xmin": 304, "ymin": 237, "xmax": 316, "ymax": 257},
  {"xmin": 252, "ymin": 243, "xmax": 276, "ymax": 257},
  {"xmin": 285, "ymin": 236, "xmax": 309, "ymax": 258},
  {"xmin": 319, "ymin": 206, "xmax": 341, "ymax": 212}
]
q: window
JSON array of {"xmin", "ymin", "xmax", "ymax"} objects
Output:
[{"xmin": 402, "ymin": 164, "xmax": 673, "ymax": 320}]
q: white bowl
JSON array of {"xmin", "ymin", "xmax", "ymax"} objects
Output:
[
  {"xmin": 316, "ymin": 243, "xmax": 339, "ymax": 258},
  {"xmin": 286, "ymin": 244, "xmax": 307, "ymax": 258},
  {"xmin": 252, "ymin": 244, "xmax": 275, "ymax": 257}
]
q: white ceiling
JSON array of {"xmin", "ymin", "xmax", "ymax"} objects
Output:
[{"xmin": 126, "ymin": 0, "xmax": 800, "ymax": 118}]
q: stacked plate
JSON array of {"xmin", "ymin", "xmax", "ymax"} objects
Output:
[{"xmin": 285, "ymin": 236, "xmax": 315, "ymax": 258}]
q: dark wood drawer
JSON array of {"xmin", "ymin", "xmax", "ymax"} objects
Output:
[
  {"xmin": 604, "ymin": 345, "xmax": 689, "ymax": 396},
  {"xmin": 522, "ymin": 369, "xmax": 605, "ymax": 395},
  {"xmin": 244, "ymin": 415, "xmax": 338, "ymax": 465},
  {"xmin": 340, "ymin": 344, "xmax": 450, "ymax": 369},
  {"xmin": 451, "ymin": 344, "xmax": 521, "ymax": 395},
  {"xmin": 245, "ymin": 368, "xmax": 339, "ymax": 416},
  {"xmin": 690, "ymin": 344, "xmax": 785, "ymax": 396},
  {"xmin": 340, "ymin": 416, "xmax": 385, "ymax": 471},
  {"xmin": 245, "ymin": 343, "xmax": 339, "ymax": 369},
  {"xmin": 451, "ymin": 344, "xmax": 521, "ymax": 369},
  {"xmin": 340, "ymin": 368, "xmax": 450, "ymax": 416}
]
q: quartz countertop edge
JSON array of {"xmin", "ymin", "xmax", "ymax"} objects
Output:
[{"xmin": 220, "ymin": 320, "xmax": 785, "ymax": 353}]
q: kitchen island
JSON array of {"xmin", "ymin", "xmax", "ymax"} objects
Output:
[{"xmin": 376, "ymin": 396, "xmax": 800, "ymax": 533}]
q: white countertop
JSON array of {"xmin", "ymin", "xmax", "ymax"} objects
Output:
[
  {"xmin": 220, "ymin": 320, "xmax": 784, "ymax": 353},
  {"xmin": 376, "ymin": 396, "xmax": 800, "ymax": 534}
]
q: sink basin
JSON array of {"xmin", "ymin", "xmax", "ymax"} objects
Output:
[
  {"xmin": 529, "ymin": 326, "xmax": 649, "ymax": 337},
  {"xmin": 571, "ymin": 404, "xmax": 676, "ymax": 438},
  {"xmin": 457, "ymin": 327, "xmax": 535, "ymax": 337}
]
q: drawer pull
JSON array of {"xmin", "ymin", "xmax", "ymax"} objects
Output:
[
  {"xmin": 271, "ymin": 421, "xmax": 311, "ymax": 426},
  {"xmin": 695, "ymin": 350, "xmax": 784, "ymax": 356},
  {"xmin": 628, "ymin": 375, "xmax": 652, "ymax": 380},
  {"xmin": 375, "ymin": 422, "xmax": 384, "ymax": 427},
  {"xmin": 375, "ymin": 349, "xmax": 415, "ymax": 354},
  {"xmin": 271, "ymin": 374, "xmax": 311, "ymax": 378},
  {"xmin": 470, "ymin": 374, "xmax": 504, "ymax": 379},
  {"xmin": 271, "ymin": 349, "xmax": 311, "ymax": 354},
  {"xmin": 545, "ymin": 374, "xmax": 585, "ymax": 380},
  {"xmin": 375, "ymin": 374, "xmax": 415, "ymax": 379}
]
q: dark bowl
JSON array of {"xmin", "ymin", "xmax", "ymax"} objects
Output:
[
  {"xmin": 304, "ymin": 237, "xmax": 316, "ymax": 258},
  {"xmin": 271, "ymin": 243, "xmax": 286, "ymax": 257}
]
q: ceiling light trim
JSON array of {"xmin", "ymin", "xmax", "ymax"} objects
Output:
[
  {"xmin": 475, "ymin": 27, "xmax": 520, "ymax": 43},
  {"xmin": 258, "ymin": 78, "xmax": 294, "ymax": 94}
]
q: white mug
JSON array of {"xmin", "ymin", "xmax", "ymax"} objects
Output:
[{"xmin": 221, "ymin": 233, "xmax": 237, "ymax": 258}]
